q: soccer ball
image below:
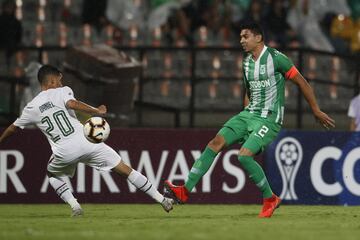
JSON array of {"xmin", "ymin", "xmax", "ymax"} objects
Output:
[{"xmin": 83, "ymin": 117, "xmax": 110, "ymax": 143}]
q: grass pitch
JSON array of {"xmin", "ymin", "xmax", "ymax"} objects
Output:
[{"xmin": 0, "ymin": 204, "xmax": 359, "ymax": 240}]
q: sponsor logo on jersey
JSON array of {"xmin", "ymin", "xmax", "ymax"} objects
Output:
[{"xmin": 249, "ymin": 79, "xmax": 271, "ymax": 89}]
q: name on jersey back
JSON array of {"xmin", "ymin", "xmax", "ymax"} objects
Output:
[{"xmin": 39, "ymin": 101, "xmax": 55, "ymax": 113}]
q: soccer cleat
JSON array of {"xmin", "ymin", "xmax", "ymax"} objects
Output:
[
  {"xmin": 258, "ymin": 194, "xmax": 281, "ymax": 218},
  {"xmin": 161, "ymin": 197, "xmax": 174, "ymax": 213},
  {"xmin": 71, "ymin": 206, "xmax": 84, "ymax": 217},
  {"xmin": 164, "ymin": 180, "xmax": 189, "ymax": 204}
]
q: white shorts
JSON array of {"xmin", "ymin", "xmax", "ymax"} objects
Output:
[{"xmin": 47, "ymin": 143, "xmax": 121, "ymax": 177}]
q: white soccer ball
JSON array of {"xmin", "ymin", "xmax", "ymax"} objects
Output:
[{"xmin": 83, "ymin": 117, "xmax": 110, "ymax": 143}]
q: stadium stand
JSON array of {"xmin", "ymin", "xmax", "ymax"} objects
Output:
[{"xmin": 0, "ymin": 0, "xmax": 359, "ymax": 129}]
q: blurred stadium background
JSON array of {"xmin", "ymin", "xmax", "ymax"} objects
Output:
[
  {"xmin": 0, "ymin": 0, "xmax": 358, "ymax": 129},
  {"xmin": 0, "ymin": 0, "xmax": 360, "ymax": 239}
]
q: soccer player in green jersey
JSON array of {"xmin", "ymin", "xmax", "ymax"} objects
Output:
[{"xmin": 164, "ymin": 22, "xmax": 336, "ymax": 218}]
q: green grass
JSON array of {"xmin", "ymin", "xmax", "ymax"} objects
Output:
[{"xmin": 0, "ymin": 204, "xmax": 360, "ymax": 240}]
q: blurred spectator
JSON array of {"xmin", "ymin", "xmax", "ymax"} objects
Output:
[
  {"xmin": 239, "ymin": 0, "xmax": 266, "ymax": 26},
  {"xmin": 348, "ymin": 92, "xmax": 360, "ymax": 131},
  {"xmin": 227, "ymin": 0, "xmax": 252, "ymax": 24},
  {"xmin": 82, "ymin": 0, "xmax": 108, "ymax": 32},
  {"xmin": 0, "ymin": 0, "xmax": 22, "ymax": 65},
  {"xmin": 19, "ymin": 62, "xmax": 42, "ymax": 113},
  {"xmin": 350, "ymin": 19, "xmax": 360, "ymax": 53},
  {"xmin": 325, "ymin": 13, "xmax": 351, "ymax": 53},
  {"xmin": 59, "ymin": 0, "xmax": 83, "ymax": 25},
  {"xmin": 287, "ymin": 0, "xmax": 334, "ymax": 52},
  {"xmin": 287, "ymin": 0, "xmax": 352, "ymax": 52},
  {"xmin": 233, "ymin": 0, "xmax": 268, "ymax": 45},
  {"xmin": 106, "ymin": 0, "xmax": 146, "ymax": 30},
  {"xmin": 105, "ymin": 0, "xmax": 148, "ymax": 45},
  {"xmin": 348, "ymin": 0, "xmax": 360, "ymax": 20},
  {"xmin": 306, "ymin": 0, "xmax": 350, "ymax": 21},
  {"xmin": 147, "ymin": 0, "xmax": 191, "ymax": 44},
  {"xmin": 264, "ymin": 0, "xmax": 299, "ymax": 48},
  {"xmin": 328, "ymin": 1, "xmax": 360, "ymax": 54},
  {"xmin": 189, "ymin": 0, "xmax": 235, "ymax": 46},
  {"xmin": 164, "ymin": 5, "xmax": 191, "ymax": 45}
]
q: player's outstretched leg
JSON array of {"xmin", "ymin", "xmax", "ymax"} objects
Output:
[
  {"xmin": 48, "ymin": 174, "xmax": 83, "ymax": 217},
  {"xmin": 113, "ymin": 162, "xmax": 174, "ymax": 213},
  {"xmin": 164, "ymin": 145, "xmax": 220, "ymax": 203}
]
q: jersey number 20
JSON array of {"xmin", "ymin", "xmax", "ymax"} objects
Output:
[{"xmin": 41, "ymin": 110, "xmax": 74, "ymax": 142}]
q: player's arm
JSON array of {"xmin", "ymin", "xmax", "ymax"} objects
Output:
[
  {"xmin": 289, "ymin": 72, "xmax": 335, "ymax": 129},
  {"xmin": 350, "ymin": 118, "xmax": 356, "ymax": 131},
  {"xmin": 347, "ymin": 100, "xmax": 356, "ymax": 131},
  {"xmin": 66, "ymin": 99, "xmax": 107, "ymax": 116},
  {"xmin": 0, "ymin": 124, "xmax": 19, "ymax": 144},
  {"xmin": 243, "ymin": 65, "xmax": 250, "ymax": 108},
  {"xmin": 1, "ymin": 103, "xmax": 36, "ymax": 144},
  {"xmin": 244, "ymin": 92, "xmax": 249, "ymax": 108}
]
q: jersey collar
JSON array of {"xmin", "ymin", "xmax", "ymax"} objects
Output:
[{"xmin": 251, "ymin": 45, "xmax": 268, "ymax": 62}]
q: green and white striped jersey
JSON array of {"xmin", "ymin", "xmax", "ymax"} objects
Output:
[{"xmin": 243, "ymin": 46, "xmax": 296, "ymax": 124}]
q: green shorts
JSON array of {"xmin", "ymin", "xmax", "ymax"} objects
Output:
[{"xmin": 218, "ymin": 110, "xmax": 281, "ymax": 154}]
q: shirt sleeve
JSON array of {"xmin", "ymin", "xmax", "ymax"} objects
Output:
[
  {"xmin": 13, "ymin": 104, "xmax": 36, "ymax": 129},
  {"xmin": 61, "ymin": 86, "xmax": 76, "ymax": 106},
  {"xmin": 348, "ymin": 99, "xmax": 356, "ymax": 118},
  {"xmin": 276, "ymin": 51, "xmax": 297, "ymax": 79}
]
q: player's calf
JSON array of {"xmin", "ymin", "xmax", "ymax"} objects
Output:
[{"xmin": 49, "ymin": 176, "xmax": 84, "ymax": 216}]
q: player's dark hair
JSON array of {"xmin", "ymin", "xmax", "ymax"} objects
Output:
[
  {"xmin": 240, "ymin": 22, "xmax": 265, "ymax": 42},
  {"xmin": 37, "ymin": 65, "xmax": 62, "ymax": 84}
]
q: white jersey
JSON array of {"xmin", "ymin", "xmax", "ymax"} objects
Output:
[
  {"xmin": 14, "ymin": 86, "xmax": 96, "ymax": 161},
  {"xmin": 348, "ymin": 94, "xmax": 360, "ymax": 131}
]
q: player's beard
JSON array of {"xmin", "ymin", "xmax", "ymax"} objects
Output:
[
  {"xmin": 241, "ymin": 44, "xmax": 248, "ymax": 52},
  {"xmin": 243, "ymin": 46, "xmax": 252, "ymax": 53}
]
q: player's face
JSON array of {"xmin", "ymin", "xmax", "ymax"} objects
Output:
[
  {"xmin": 240, "ymin": 29, "xmax": 262, "ymax": 52},
  {"xmin": 48, "ymin": 73, "xmax": 63, "ymax": 88},
  {"xmin": 55, "ymin": 73, "xmax": 63, "ymax": 87}
]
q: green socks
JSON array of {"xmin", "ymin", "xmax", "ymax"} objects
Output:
[
  {"xmin": 238, "ymin": 155, "xmax": 273, "ymax": 198},
  {"xmin": 184, "ymin": 148, "xmax": 273, "ymax": 198},
  {"xmin": 185, "ymin": 147, "xmax": 217, "ymax": 192}
]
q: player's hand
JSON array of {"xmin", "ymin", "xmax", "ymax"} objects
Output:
[
  {"xmin": 313, "ymin": 110, "xmax": 335, "ymax": 130},
  {"xmin": 97, "ymin": 105, "xmax": 107, "ymax": 116}
]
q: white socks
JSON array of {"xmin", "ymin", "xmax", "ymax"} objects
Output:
[
  {"xmin": 49, "ymin": 171, "xmax": 165, "ymax": 206},
  {"xmin": 127, "ymin": 170, "xmax": 164, "ymax": 203},
  {"xmin": 49, "ymin": 176, "xmax": 80, "ymax": 209}
]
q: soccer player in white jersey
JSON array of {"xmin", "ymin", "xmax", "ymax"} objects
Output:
[
  {"xmin": 164, "ymin": 22, "xmax": 336, "ymax": 218},
  {"xmin": 0, "ymin": 65, "xmax": 174, "ymax": 217}
]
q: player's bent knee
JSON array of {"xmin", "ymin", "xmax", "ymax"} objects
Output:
[
  {"xmin": 207, "ymin": 135, "xmax": 226, "ymax": 152},
  {"xmin": 238, "ymin": 152, "xmax": 254, "ymax": 166},
  {"xmin": 46, "ymin": 170, "xmax": 55, "ymax": 178},
  {"xmin": 112, "ymin": 161, "xmax": 133, "ymax": 177},
  {"xmin": 239, "ymin": 147, "xmax": 255, "ymax": 157}
]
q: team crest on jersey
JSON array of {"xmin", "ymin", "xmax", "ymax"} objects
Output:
[{"xmin": 260, "ymin": 65, "xmax": 266, "ymax": 75}]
